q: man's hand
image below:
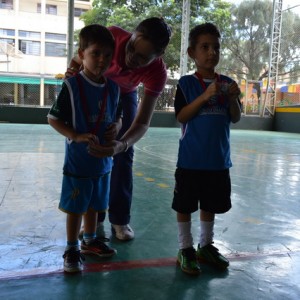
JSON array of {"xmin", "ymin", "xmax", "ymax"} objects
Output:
[
  {"xmin": 104, "ymin": 121, "xmax": 122, "ymax": 141},
  {"xmin": 65, "ymin": 57, "xmax": 82, "ymax": 79},
  {"xmin": 88, "ymin": 140, "xmax": 125, "ymax": 158}
]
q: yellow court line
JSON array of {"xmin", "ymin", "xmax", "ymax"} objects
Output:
[
  {"xmin": 135, "ymin": 172, "xmax": 144, "ymax": 176},
  {"xmin": 145, "ymin": 177, "xmax": 155, "ymax": 182},
  {"xmin": 157, "ymin": 183, "xmax": 169, "ymax": 188}
]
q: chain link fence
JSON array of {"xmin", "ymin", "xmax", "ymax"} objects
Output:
[{"xmin": 0, "ymin": 76, "xmax": 61, "ymax": 107}]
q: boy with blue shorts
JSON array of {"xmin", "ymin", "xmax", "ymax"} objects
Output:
[
  {"xmin": 172, "ymin": 23, "xmax": 241, "ymax": 275},
  {"xmin": 48, "ymin": 24, "xmax": 122, "ymax": 273}
]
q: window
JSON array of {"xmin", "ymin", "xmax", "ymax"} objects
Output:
[
  {"xmin": 0, "ymin": 38, "xmax": 15, "ymax": 55},
  {"xmin": 45, "ymin": 42, "xmax": 66, "ymax": 57},
  {"xmin": 19, "ymin": 30, "xmax": 41, "ymax": 39},
  {"xmin": 0, "ymin": 38, "xmax": 15, "ymax": 45},
  {"xmin": 45, "ymin": 33, "xmax": 66, "ymax": 41},
  {"xmin": 46, "ymin": 4, "xmax": 57, "ymax": 15},
  {"xmin": 19, "ymin": 40, "xmax": 41, "ymax": 55},
  {"xmin": 37, "ymin": 3, "xmax": 57, "ymax": 15},
  {"xmin": 74, "ymin": 8, "xmax": 88, "ymax": 17},
  {"xmin": 0, "ymin": 0, "xmax": 13, "ymax": 9},
  {"xmin": 0, "ymin": 28, "xmax": 15, "ymax": 36}
]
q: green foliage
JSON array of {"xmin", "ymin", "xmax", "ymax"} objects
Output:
[
  {"xmin": 279, "ymin": 11, "xmax": 300, "ymax": 83},
  {"xmin": 80, "ymin": 0, "xmax": 233, "ymax": 74},
  {"xmin": 80, "ymin": 0, "xmax": 300, "ymax": 88},
  {"xmin": 219, "ymin": 0, "xmax": 300, "ymax": 85},
  {"xmin": 218, "ymin": 0, "xmax": 273, "ymax": 81}
]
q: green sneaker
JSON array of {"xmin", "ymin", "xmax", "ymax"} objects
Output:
[
  {"xmin": 177, "ymin": 247, "xmax": 201, "ymax": 275},
  {"xmin": 197, "ymin": 243, "xmax": 229, "ymax": 270}
]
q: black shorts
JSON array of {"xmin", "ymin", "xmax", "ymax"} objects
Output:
[{"xmin": 172, "ymin": 168, "xmax": 231, "ymax": 214}]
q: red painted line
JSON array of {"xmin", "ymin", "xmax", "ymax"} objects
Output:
[
  {"xmin": 0, "ymin": 249, "xmax": 299, "ymax": 281},
  {"xmin": 0, "ymin": 257, "xmax": 177, "ymax": 281},
  {"xmin": 84, "ymin": 257, "xmax": 176, "ymax": 273}
]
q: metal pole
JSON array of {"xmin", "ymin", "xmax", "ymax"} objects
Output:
[
  {"xmin": 67, "ymin": 0, "xmax": 74, "ymax": 67},
  {"xmin": 261, "ymin": 0, "xmax": 283, "ymax": 116},
  {"xmin": 179, "ymin": 0, "xmax": 190, "ymax": 77}
]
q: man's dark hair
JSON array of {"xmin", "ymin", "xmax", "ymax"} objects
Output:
[
  {"xmin": 188, "ymin": 23, "xmax": 221, "ymax": 49},
  {"xmin": 79, "ymin": 24, "xmax": 115, "ymax": 50},
  {"xmin": 135, "ymin": 17, "xmax": 172, "ymax": 54}
]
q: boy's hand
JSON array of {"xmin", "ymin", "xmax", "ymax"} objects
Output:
[
  {"xmin": 228, "ymin": 81, "xmax": 241, "ymax": 100},
  {"xmin": 104, "ymin": 122, "xmax": 122, "ymax": 141},
  {"xmin": 72, "ymin": 133, "xmax": 99, "ymax": 144},
  {"xmin": 203, "ymin": 81, "xmax": 219, "ymax": 101}
]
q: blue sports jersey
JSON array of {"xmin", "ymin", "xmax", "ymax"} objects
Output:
[
  {"xmin": 48, "ymin": 71, "xmax": 120, "ymax": 177},
  {"xmin": 175, "ymin": 73, "xmax": 233, "ymax": 170}
]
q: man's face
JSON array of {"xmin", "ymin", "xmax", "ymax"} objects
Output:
[{"xmin": 125, "ymin": 33, "xmax": 159, "ymax": 69}]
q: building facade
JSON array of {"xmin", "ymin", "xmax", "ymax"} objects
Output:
[{"xmin": 0, "ymin": 0, "xmax": 92, "ymax": 106}]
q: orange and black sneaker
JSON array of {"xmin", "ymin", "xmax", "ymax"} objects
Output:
[{"xmin": 81, "ymin": 238, "xmax": 116, "ymax": 258}]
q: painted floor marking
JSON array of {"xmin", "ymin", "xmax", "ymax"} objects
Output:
[{"xmin": 0, "ymin": 249, "xmax": 299, "ymax": 281}]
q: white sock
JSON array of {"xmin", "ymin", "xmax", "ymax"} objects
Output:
[
  {"xmin": 199, "ymin": 220, "xmax": 214, "ymax": 248},
  {"xmin": 177, "ymin": 221, "xmax": 193, "ymax": 249}
]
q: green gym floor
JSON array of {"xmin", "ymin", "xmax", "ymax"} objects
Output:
[{"xmin": 0, "ymin": 123, "xmax": 299, "ymax": 300}]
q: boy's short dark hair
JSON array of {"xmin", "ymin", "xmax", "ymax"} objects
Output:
[
  {"xmin": 135, "ymin": 17, "xmax": 172, "ymax": 54},
  {"xmin": 79, "ymin": 24, "xmax": 115, "ymax": 51},
  {"xmin": 188, "ymin": 23, "xmax": 221, "ymax": 49}
]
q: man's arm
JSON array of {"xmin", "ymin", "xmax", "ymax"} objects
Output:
[
  {"xmin": 88, "ymin": 93, "xmax": 158, "ymax": 157},
  {"xmin": 65, "ymin": 56, "xmax": 82, "ymax": 77},
  {"xmin": 120, "ymin": 93, "xmax": 157, "ymax": 146}
]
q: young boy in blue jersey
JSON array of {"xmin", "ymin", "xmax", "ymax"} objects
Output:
[
  {"xmin": 48, "ymin": 24, "xmax": 122, "ymax": 273},
  {"xmin": 172, "ymin": 23, "xmax": 241, "ymax": 275}
]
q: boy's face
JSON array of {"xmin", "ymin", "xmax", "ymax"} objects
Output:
[
  {"xmin": 125, "ymin": 32, "xmax": 159, "ymax": 69},
  {"xmin": 188, "ymin": 34, "xmax": 220, "ymax": 72},
  {"xmin": 78, "ymin": 43, "xmax": 113, "ymax": 81}
]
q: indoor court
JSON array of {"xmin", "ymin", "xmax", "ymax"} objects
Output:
[{"xmin": 0, "ymin": 123, "xmax": 299, "ymax": 299}]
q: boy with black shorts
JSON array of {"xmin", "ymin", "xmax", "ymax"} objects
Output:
[{"xmin": 172, "ymin": 23, "xmax": 241, "ymax": 275}]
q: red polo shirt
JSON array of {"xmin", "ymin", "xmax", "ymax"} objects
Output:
[{"xmin": 105, "ymin": 26, "xmax": 167, "ymax": 97}]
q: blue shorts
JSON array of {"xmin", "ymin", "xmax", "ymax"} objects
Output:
[{"xmin": 59, "ymin": 173, "xmax": 111, "ymax": 214}]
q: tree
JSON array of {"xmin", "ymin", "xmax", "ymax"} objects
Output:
[
  {"xmin": 80, "ymin": 0, "xmax": 233, "ymax": 75},
  {"xmin": 81, "ymin": 0, "xmax": 300, "ymax": 83},
  {"xmin": 219, "ymin": 0, "xmax": 300, "ymax": 83},
  {"xmin": 79, "ymin": 0, "xmax": 300, "ymax": 111},
  {"xmin": 217, "ymin": 0, "xmax": 300, "ymax": 111},
  {"xmin": 279, "ymin": 9, "xmax": 300, "ymax": 84},
  {"xmin": 218, "ymin": 0, "xmax": 272, "ymax": 81}
]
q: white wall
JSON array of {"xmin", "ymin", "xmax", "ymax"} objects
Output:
[{"xmin": 0, "ymin": 0, "xmax": 90, "ymax": 75}]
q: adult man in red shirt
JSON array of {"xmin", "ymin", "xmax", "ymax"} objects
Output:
[{"xmin": 69, "ymin": 17, "xmax": 171, "ymax": 240}]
